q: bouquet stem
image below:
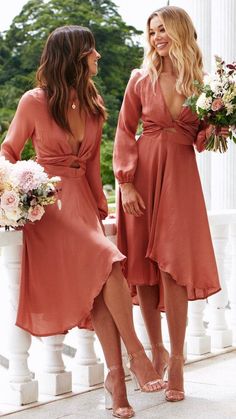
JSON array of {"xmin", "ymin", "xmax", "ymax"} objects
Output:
[{"xmin": 206, "ymin": 133, "xmax": 228, "ymax": 153}]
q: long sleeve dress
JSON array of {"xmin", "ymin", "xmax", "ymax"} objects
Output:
[
  {"xmin": 0, "ymin": 88, "xmax": 125, "ymax": 336},
  {"xmin": 113, "ymin": 69, "xmax": 221, "ymax": 308}
]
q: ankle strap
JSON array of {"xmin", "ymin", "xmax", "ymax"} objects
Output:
[
  {"xmin": 108, "ymin": 365, "xmax": 124, "ymax": 372},
  {"xmin": 170, "ymin": 354, "xmax": 185, "ymax": 360},
  {"xmin": 127, "ymin": 348, "xmax": 145, "ymax": 361},
  {"xmin": 151, "ymin": 343, "xmax": 165, "ymax": 349}
]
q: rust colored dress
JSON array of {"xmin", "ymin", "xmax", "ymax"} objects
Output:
[
  {"xmin": 1, "ymin": 88, "xmax": 125, "ymax": 336},
  {"xmin": 113, "ymin": 69, "xmax": 221, "ymax": 307}
]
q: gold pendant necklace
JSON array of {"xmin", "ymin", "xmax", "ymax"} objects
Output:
[{"xmin": 71, "ymin": 102, "xmax": 76, "ymax": 110}]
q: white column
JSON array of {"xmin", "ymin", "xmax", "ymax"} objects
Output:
[
  {"xmin": 211, "ymin": 0, "xmax": 236, "ymax": 210},
  {"xmin": 211, "ymin": 143, "xmax": 236, "ymax": 210},
  {"xmin": 187, "ymin": 300, "xmax": 211, "ymax": 355},
  {"xmin": 38, "ymin": 335, "xmax": 72, "ymax": 396},
  {"xmin": 0, "ymin": 231, "xmax": 38, "ymax": 405},
  {"xmin": 207, "ymin": 220, "xmax": 232, "ymax": 348},
  {"xmin": 72, "ymin": 329, "xmax": 104, "ymax": 387},
  {"xmin": 167, "ymin": 0, "xmax": 211, "ymax": 71},
  {"xmin": 169, "ymin": 0, "xmax": 212, "ymax": 208},
  {"xmin": 169, "ymin": 0, "xmax": 211, "ymax": 72},
  {"xmin": 211, "ymin": 0, "xmax": 236, "ymax": 68}
]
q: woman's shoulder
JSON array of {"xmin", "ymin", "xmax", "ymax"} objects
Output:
[
  {"xmin": 127, "ymin": 68, "xmax": 149, "ymax": 94},
  {"xmin": 23, "ymin": 87, "xmax": 46, "ymax": 101},
  {"xmin": 19, "ymin": 88, "xmax": 47, "ymax": 107},
  {"xmin": 129, "ymin": 67, "xmax": 149, "ymax": 82}
]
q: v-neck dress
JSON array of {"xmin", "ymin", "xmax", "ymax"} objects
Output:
[
  {"xmin": 113, "ymin": 69, "xmax": 221, "ymax": 307},
  {"xmin": 0, "ymin": 88, "xmax": 125, "ymax": 336}
]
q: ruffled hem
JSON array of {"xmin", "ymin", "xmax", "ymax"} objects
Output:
[
  {"xmin": 125, "ymin": 254, "xmax": 221, "ymax": 312},
  {"xmin": 16, "ymin": 252, "xmax": 126, "ymax": 337},
  {"xmin": 156, "ymin": 257, "xmax": 221, "ymax": 301}
]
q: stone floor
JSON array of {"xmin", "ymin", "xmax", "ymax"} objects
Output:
[{"xmin": 0, "ymin": 350, "xmax": 235, "ymax": 419}]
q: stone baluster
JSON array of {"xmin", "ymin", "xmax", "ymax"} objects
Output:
[
  {"xmin": 0, "ymin": 230, "xmax": 38, "ymax": 405},
  {"xmin": 207, "ymin": 217, "xmax": 232, "ymax": 349},
  {"xmin": 229, "ymin": 223, "xmax": 236, "ymax": 344},
  {"xmin": 38, "ymin": 335, "xmax": 72, "ymax": 395},
  {"xmin": 187, "ymin": 300, "xmax": 211, "ymax": 355},
  {"xmin": 72, "ymin": 329, "xmax": 104, "ymax": 387}
]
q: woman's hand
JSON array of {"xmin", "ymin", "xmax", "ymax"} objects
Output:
[
  {"xmin": 120, "ymin": 183, "xmax": 146, "ymax": 217},
  {"xmin": 218, "ymin": 126, "xmax": 230, "ymax": 138},
  {"xmin": 206, "ymin": 124, "xmax": 230, "ymax": 139}
]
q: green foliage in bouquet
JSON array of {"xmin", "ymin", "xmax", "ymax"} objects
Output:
[{"xmin": 185, "ymin": 56, "xmax": 236, "ymax": 153}]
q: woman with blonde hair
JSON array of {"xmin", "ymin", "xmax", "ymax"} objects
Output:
[
  {"xmin": 0, "ymin": 25, "xmax": 165, "ymax": 419},
  {"xmin": 113, "ymin": 6, "xmax": 226, "ymax": 402}
]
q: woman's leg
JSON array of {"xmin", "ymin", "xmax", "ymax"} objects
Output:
[
  {"xmin": 137, "ymin": 284, "xmax": 169, "ymax": 378},
  {"xmin": 91, "ymin": 291, "xmax": 123, "ymax": 367},
  {"xmin": 91, "ymin": 292, "xmax": 134, "ymax": 417},
  {"xmin": 161, "ymin": 271, "xmax": 187, "ymax": 399},
  {"xmin": 94, "ymin": 262, "xmax": 164, "ymax": 391},
  {"xmin": 102, "ymin": 263, "xmax": 142, "ymax": 354}
]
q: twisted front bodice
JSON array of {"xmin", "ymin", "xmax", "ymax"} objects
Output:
[{"xmin": 113, "ymin": 69, "xmax": 205, "ymax": 184}]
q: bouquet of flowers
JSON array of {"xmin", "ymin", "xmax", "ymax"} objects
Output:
[
  {"xmin": 185, "ymin": 55, "xmax": 236, "ymax": 152},
  {"xmin": 0, "ymin": 157, "xmax": 61, "ymax": 228}
]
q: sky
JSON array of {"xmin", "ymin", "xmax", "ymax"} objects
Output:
[{"xmin": 0, "ymin": 0, "xmax": 168, "ymax": 34}]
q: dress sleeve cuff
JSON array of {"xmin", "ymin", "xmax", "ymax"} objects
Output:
[{"xmin": 117, "ymin": 177, "xmax": 134, "ymax": 185}]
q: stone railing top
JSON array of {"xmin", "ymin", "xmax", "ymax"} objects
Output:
[
  {"xmin": 0, "ymin": 228, "xmax": 23, "ymax": 247},
  {"xmin": 207, "ymin": 209, "xmax": 236, "ymax": 225},
  {"xmin": 0, "ymin": 218, "xmax": 117, "ymax": 248},
  {"xmin": 1, "ymin": 210, "xmax": 236, "ymax": 247},
  {"xmin": 103, "ymin": 217, "xmax": 117, "ymax": 236}
]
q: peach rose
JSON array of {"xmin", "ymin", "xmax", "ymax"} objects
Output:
[
  {"xmin": 0, "ymin": 190, "xmax": 20, "ymax": 211},
  {"xmin": 211, "ymin": 98, "xmax": 224, "ymax": 111},
  {"xmin": 27, "ymin": 205, "xmax": 45, "ymax": 222}
]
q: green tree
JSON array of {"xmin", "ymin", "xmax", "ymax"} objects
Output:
[{"xmin": 0, "ymin": 0, "xmax": 143, "ymax": 185}]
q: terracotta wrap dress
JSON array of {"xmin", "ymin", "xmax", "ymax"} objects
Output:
[
  {"xmin": 1, "ymin": 88, "xmax": 125, "ymax": 336},
  {"xmin": 113, "ymin": 69, "xmax": 221, "ymax": 307}
]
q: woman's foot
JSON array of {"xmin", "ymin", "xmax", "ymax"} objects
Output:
[
  {"xmin": 151, "ymin": 343, "xmax": 169, "ymax": 381},
  {"xmin": 165, "ymin": 355, "xmax": 185, "ymax": 402},
  {"xmin": 105, "ymin": 365, "xmax": 134, "ymax": 418},
  {"xmin": 127, "ymin": 348, "xmax": 166, "ymax": 392}
]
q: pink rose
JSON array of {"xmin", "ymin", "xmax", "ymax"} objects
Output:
[
  {"xmin": 211, "ymin": 98, "xmax": 224, "ymax": 111},
  {"xmin": 11, "ymin": 160, "xmax": 48, "ymax": 192},
  {"xmin": 27, "ymin": 205, "xmax": 45, "ymax": 222},
  {"xmin": 0, "ymin": 190, "xmax": 20, "ymax": 210}
]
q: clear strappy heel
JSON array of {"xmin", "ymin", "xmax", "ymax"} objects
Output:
[
  {"xmin": 104, "ymin": 365, "xmax": 135, "ymax": 418},
  {"xmin": 127, "ymin": 348, "xmax": 166, "ymax": 392},
  {"xmin": 165, "ymin": 355, "xmax": 185, "ymax": 402}
]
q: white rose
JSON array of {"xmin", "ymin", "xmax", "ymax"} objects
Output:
[
  {"xmin": 196, "ymin": 93, "xmax": 212, "ymax": 111},
  {"xmin": 4, "ymin": 208, "xmax": 23, "ymax": 222}
]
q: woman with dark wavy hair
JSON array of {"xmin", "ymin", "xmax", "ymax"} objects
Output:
[{"xmin": 0, "ymin": 25, "xmax": 164, "ymax": 418}]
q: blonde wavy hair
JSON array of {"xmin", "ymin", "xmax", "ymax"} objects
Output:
[{"xmin": 142, "ymin": 6, "xmax": 204, "ymax": 96}]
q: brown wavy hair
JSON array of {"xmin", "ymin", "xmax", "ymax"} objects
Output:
[
  {"xmin": 143, "ymin": 6, "xmax": 204, "ymax": 96},
  {"xmin": 36, "ymin": 25, "xmax": 107, "ymax": 132}
]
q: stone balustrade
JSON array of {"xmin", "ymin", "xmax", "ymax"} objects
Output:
[{"xmin": 0, "ymin": 212, "xmax": 236, "ymax": 408}]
